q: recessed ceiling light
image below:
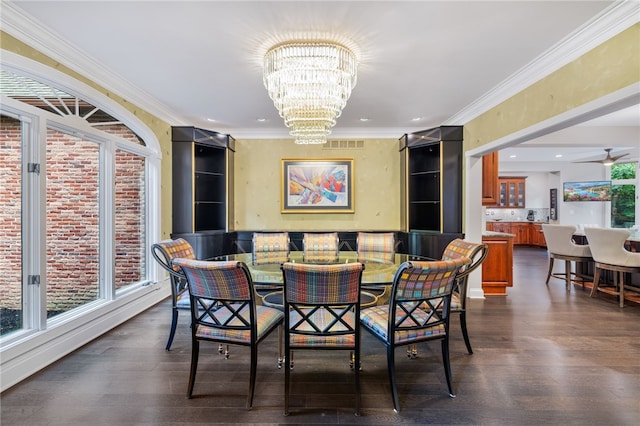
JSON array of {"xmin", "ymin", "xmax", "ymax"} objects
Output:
[
  {"xmin": 359, "ymin": 118, "xmax": 370, "ymax": 122},
  {"xmin": 206, "ymin": 118, "xmax": 216, "ymax": 122},
  {"xmin": 555, "ymin": 154, "xmax": 563, "ymax": 158},
  {"xmin": 411, "ymin": 117, "xmax": 423, "ymax": 122},
  {"xmin": 256, "ymin": 118, "xmax": 267, "ymax": 122},
  {"xmin": 509, "ymin": 154, "xmax": 517, "ymax": 158}
]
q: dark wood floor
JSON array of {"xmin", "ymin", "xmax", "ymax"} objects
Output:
[{"xmin": 2, "ymin": 247, "xmax": 640, "ymax": 425}]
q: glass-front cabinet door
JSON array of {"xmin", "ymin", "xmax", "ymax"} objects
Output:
[{"xmin": 498, "ymin": 177, "xmax": 526, "ymax": 208}]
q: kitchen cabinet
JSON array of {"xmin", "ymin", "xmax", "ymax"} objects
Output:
[
  {"xmin": 530, "ymin": 223, "xmax": 547, "ymax": 247},
  {"xmin": 482, "ymin": 233, "xmax": 514, "ymax": 295},
  {"xmin": 498, "ymin": 177, "xmax": 526, "ymax": 208},
  {"xmin": 400, "ymin": 126, "xmax": 462, "ymax": 233},
  {"xmin": 511, "ymin": 223, "xmax": 529, "ymax": 245},
  {"xmin": 481, "ymin": 152, "xmax": 499, "ymax": 206},
  {"xmin": 485, "ymin": 221, "xmax": 510, "ymax": 234},
  {"xmin": 486, "ymin": 221, "xmax": 547, "ymax": 247}
]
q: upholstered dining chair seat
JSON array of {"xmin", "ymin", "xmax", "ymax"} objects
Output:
[{"xmin": 360, "ymin": 305, "xmax": 446, "ymax": 344}]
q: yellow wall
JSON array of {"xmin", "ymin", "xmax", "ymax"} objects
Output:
[
  {"xmin": 233, "ymin": 138, "xmax": 402, "ymax": 230},
  {"xmin": 464, "ymin": 24, "xmax": 639, "ymax": 151}
]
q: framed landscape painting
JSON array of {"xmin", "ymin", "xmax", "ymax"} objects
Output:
[{"xmin": 281, "ymin": 159, "xmax": 354, "ymax": 213}]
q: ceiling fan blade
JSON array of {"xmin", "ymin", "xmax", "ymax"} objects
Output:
[
  {"xmin": 573, "ymin": 159, "xmax": 607, "ymax": 164},
  {"xmin": 610, "ymin": 153, "xmax": 629, "ymax": 161}
]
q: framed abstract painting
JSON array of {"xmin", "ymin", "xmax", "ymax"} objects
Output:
[{"xmin": 281, "ymin": 159, "xmax": 354, "ymax": 213}]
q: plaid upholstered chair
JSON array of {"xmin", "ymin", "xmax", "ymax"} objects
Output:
[
  {"xmin": 360, "ymin": 258, "xmax": 471, "ymax": 413},
  {"xmin": 302, "ymin": 232, "xmax": 339, "ymax": 263},
  {"xmin": 172, "ymin": 259, "xmax": 284, "ymax": 408},
  {"xmin": 440, "ymin": 239, "xmax": 488, "ymax": 354},
  {"xmin": 356, "ymin": 232, "xmax": 395, "ymax": 263},
  {"xmin": 252, "ymin": 232, "xmax": 290, "ymax": 265},
  {"xmin": 281, "ymin": 261, "xmax": 365, "ymax": 416},
  {"xmin": 151, "ymin": 238, "xmax": 196, "ymax": 350}
]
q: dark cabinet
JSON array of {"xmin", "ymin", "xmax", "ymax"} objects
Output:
[
  {"xmin": 171, "ymin": 126, "xmax": 235, "ymax": 234},
  {"xmin": 400, "ymin": 126, "xmax": 463, "ymax": 233}
]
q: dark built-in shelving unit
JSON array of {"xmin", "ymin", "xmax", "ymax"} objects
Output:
[
  {"xmin": 400, "ymin": 125, "xmax": 463, "ymax": 234},
  {"xmin": 171, "ymin": 126, "xmax": 235, "ymax": 235}
]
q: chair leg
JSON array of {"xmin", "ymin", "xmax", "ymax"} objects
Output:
[
  {"xmin": 387, "ymin": 345, "xmax": 400, "ymax": 413},
  {"xmin": 618, "ymin": 271, "xmax": 625, "ymax": 308},
  {"xmin": 277, "ymin": 325, "xmax": 284, "ymax": 368},
  {"xmin": 545, "ymin": 257, "xmax": 554, "ymax": 285},
  {"xmin": 247, "ymin": 344, "xmax": 257, "ymax": 409},
  {"xmin": 284, "ymin": 342, "xmax": 290, "ymax": 415},
  {"xmin": 354, "ymin": 347, "xmax": 361, "ymax": 416},
  {"xmin": 165, "ymin": 307, "xmax": 178, "ymax": 351},
  {"xmin": 564, "ymin": 260, "xmax": 572, "ymax": 290},
  {"xmin": 590, "ymin": 267, "xmax": 601, "ymax": 298},
  {"xmin": 459, "ymin": 311, "xmax": 473, "ymax": 354},
  {"xmin": 441, "ymin": 338, "xmax": 455, "ymax": 398},
  {"xmin": 187, "ymin": 340, "xmax": 199, "ymax": 398}
]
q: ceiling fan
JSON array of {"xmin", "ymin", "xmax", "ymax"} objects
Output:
[{"xmin": 573, "ymin": 148, "xmax": 629, "ymax": 166}]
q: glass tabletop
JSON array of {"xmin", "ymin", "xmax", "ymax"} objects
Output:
[{"xmin": 214, "ymin": 252, "xmax": 426, "ymax": 286}]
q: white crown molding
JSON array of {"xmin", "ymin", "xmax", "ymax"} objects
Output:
[
  {"xmin": 1, "ymin": 1, "xmax": 186, "ymax": 127},
  {"xmin": 445, "ymin": 0, "xmax": 640, "ymax": 126}
]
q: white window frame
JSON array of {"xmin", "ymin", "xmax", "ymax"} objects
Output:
[{"xmin": 0, "ymin": 50, "xmax": 167, "ymax": 392}]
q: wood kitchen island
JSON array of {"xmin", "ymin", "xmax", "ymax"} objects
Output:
[{"xmin": 482, "ymin": 230, "xmax": 515, "ymax": 295}]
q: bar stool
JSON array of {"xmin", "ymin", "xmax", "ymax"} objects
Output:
[
  {"xmin": 542, "ymin": 224, "xmax": 592, "ymax": 290},
  {"xmin": 584, "ymin": 227, "xmax": 640, "ymax": 307}
]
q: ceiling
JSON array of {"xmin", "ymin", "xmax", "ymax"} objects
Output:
[{"xmin": 3, "ymin": 1, "xmax": 639, "ymax": 166}]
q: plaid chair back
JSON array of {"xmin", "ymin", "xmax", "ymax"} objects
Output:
[
  {"xmin": 152, "ymin": 238, "xmax": 196, "ymax": 272},
  {"xmin": 303, "ymin": 232, "xmax": 339, "ymax": 263},
  {"xmin": 252, "ymin": 232, "xmax": 290, "ymax": 265},
  {"xmin": 442, "ymin": 239, "xmax": 488, "ymax": 279},
  {"xmin": 357, "ymin": 232, "xmax": 395, "ymax": 263},
  {"xmin": 172, "ymin": 259, "xmax": 255, "ymax": 337},
  {"xmin": 281, "ymin": 261, "xmax": 364, "ymax": 345},
  {"xmin": 151, "ymin": 238, "xmax": 195, "ymax": 299}
]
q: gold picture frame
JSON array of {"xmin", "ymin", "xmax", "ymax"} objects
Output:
[{"xmin": 281, "ymin": 159, "xmax": 354, "ymax": 213}]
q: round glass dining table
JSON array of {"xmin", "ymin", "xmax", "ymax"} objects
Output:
[{"xmin": 213, "ymin": 252, "xmax": 427, "ymax": 307}]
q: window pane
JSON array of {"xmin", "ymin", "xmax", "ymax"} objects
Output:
[
  {"xmin": 0, "ymin": 115, "xmax": 23, "ymax": 336},
  {"xmin": 115, "ymin": 149, "xmax": 146, "ymax": 290},
  {"xmin": 611, "ymin": 184, "xmax": 636, "ymax": 228},
  {"xmin": 46, "ymin": 129, "xmax": 100, "ymax": 319}
]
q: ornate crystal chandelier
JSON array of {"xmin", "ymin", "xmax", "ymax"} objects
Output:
[{"xmin": 263, "ymin": 40, "xmax": 358, "ymax": 144}]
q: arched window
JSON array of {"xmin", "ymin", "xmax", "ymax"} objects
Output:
[{"xmin": 0, "ymin": 53, "xmax": 162, "ymax": 355}]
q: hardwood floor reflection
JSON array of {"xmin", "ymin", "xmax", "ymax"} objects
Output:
[{"xmin": 2, "ymin": 247, "xmax": 639, "ymax": 425}]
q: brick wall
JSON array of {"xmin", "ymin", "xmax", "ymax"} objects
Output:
[{"xmin": 0, "ymin": 117, "xmax": 147, "ymax": 316}]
